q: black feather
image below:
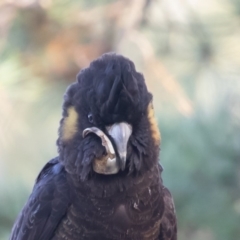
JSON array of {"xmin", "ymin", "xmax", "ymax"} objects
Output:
[
  {"xmin": 10, "ymin": 53, "xmax": 177, "ymax": 240},
  {"xmin": 10, "ymin": 158, "xmax": 71, "ymax": 240}
]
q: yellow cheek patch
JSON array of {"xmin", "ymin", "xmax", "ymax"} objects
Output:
[
  {"xmin": 147, "ymin": 103, "xmax": 161, "ymax": 145},
  {"xmin": 61, "ymin": 106, "xmax": 79, "ymax": 141}
]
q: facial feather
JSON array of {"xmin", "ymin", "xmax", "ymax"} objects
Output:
[
  {"xmin": 147, "ymin": 103, "xmax": 161, "ymax": 146},
  {"xmin": 61, "ymin": 106, "xmax": 79, "ymax": 141}
]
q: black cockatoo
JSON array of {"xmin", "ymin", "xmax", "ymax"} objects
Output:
[{"xmin": 10, "ymin": 53, "xmax": 177, "ymax": 240}]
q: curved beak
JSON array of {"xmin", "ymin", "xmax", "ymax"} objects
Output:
[
  {"xmin": 82, "ymin": 127, "xmax": 117, "ymax": 174},
  {"xmin": 107, "ymin": 122, "xmax": 132, "ymax": 171},
  {"xmin": 82, "ymin": 122, "xmax": 132, "ymax": 175}
]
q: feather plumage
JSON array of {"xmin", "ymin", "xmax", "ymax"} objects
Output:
[{"xmin": 10, "ymin": 53, "xmax": 177, "ymax": 240}]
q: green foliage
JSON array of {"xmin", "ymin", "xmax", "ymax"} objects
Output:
[{"xmin": 160, "ymin": 109, "xmax": 240, "ymax": 239}]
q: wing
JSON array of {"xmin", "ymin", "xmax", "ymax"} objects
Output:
[
  {"xmin": 10, "ymin": 157, "xmax": 71, "ymax": 240},
  {"xmin": 159, "ymin": 187, "xmax": 177, "ymax": 240}
]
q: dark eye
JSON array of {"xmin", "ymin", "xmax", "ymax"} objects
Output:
[{"xmin": 88, "ymin": 113, "xmax": 93, "ymax": 123}]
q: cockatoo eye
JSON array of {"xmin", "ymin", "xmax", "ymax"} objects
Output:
[{"xmin": 88, "ymin": 113, "xmax": 93, "ymax": 123}]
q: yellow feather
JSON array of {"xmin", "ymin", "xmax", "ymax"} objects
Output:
[
  {"xmin": 62, "ymin": 107, "xmax": 79, "ymax": 141},
  {"xmin": 147, "ymin": 103, "xmax": 161, "ymax": 145}
]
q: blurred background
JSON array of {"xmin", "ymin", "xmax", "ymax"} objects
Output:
[{"xmin": 0, "ymin": 0, "xmax": 240, "ymax": 239}]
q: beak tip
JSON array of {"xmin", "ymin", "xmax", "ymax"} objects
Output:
[{"xmin": 119, "ymin": 156, "xmax": 126, "ymax": 171}]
